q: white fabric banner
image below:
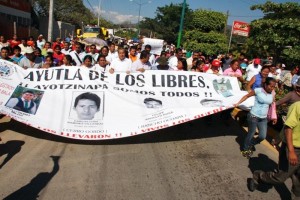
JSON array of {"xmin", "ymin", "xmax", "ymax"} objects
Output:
[{"xmin": 0, "ymin": 60, "xmax": 249, "ymax": 140}]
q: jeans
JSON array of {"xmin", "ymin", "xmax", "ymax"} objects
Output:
[{"xmin": 243, "ymin": 112, "xmax": 268, "ymax": 151}]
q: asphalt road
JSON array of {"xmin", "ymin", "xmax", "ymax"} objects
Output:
[{"xmin": 0, "ymin": 114, "xmax": 292, "ymax": 200}]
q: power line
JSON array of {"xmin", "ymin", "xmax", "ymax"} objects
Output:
[
  {"xmin": 229, "ymin": 14, "xmax": 264, "ymax": 18},
  {"xmin": 85, "ymin": 0, "xmax": 94, "ymax": 10}
]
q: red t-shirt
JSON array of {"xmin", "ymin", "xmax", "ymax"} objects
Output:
[
  {"xmin": 9, "ymin": 40, "xmax": 20, "ymax": 48},
  {"xmin": 53, "ymin": 52, "xmax": 65, "ymax": 63}
]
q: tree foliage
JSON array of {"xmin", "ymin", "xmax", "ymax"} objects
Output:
[
  {"xmin": 247, "ymin": 1, "xmax": 300, "ymax": 65},
  {"xmin": 139, "ymin": 3, "xmax": 193, "ymax": 44},
  {"xmin": 190, "ymin": 9, "xmax": 226, "ymax": 32},
  {"xmin": 32, "ymin": 0, "xmax": 113, "ymax": 28},
  {"xmin": 183, "ymin": 9, "xmax": 227, "ymax": 55}
]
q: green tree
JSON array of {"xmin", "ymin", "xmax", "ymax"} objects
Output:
[
  {"xmin": 247, "ymin": 1, "xmax": 300, "ymax": 65},
  {"xmin": 139, "ymin": 3, "xmax": 193, "ymax": 44},
  {"xmin": 183, "ymin": 9, "xmax": 227, "ymax": 55},
  {"xmin": 32, "ymin": 0, "xmax": 113, "ymax": 28}
]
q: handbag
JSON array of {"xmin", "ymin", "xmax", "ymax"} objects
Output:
[{"xmin": 267, "ymin": 102, "xmax": 277, "ymax": 121}]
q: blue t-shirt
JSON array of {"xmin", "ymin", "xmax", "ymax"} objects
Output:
[
  {"xmin": 250, "ymin": 88, "xmax": 274, "ymax": 118},
  {"xmin": 251, "ymin": 73, "xmax": 262, "ymax": 90}
]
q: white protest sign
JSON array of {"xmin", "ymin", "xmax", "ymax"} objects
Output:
[{"xmin": 0, "ymin": 60, "xmax": 248, "ymax": 140}]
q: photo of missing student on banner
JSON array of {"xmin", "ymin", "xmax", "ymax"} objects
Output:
[
  {"xmin": 5, "ymin": 85, "xmax": 44, "ymax": 115},
  {"xmin": 69, "ymin": 91, "xmax": 104, "ymax": 121}
]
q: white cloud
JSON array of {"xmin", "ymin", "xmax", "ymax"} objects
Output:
[{"xmin": 93, "ymin": 6, "xmax": 144, "ymax": 24}]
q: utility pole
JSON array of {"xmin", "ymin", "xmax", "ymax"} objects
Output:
[
  {"xmin": 176, "ymin": 0, "xmax": 186, "ymax": 48},
  {"xmin": 48, "ymin": 0, "xmax": 54, "ymax": 42},
  {"xmin": 224, "ymin": 10, "xmax": 229, "ymax": 35},
  {"xmin": 97, "ymin": 0, "xmax": 102, "ymax": 26}
]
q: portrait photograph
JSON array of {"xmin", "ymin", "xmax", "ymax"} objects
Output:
[
  {"xmin": 69, "ymin": 91, "xmax": 104, "ymax": 120},
  {"xmin": 5, "ymin": 85, "xmax": 44, "ymax": 115}
]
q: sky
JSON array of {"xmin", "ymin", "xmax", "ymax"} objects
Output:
[{"xmin": 84, "ymin": 0, "xmax": 299, "ymax": 25}]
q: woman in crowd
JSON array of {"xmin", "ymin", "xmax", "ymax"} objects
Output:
[
  {"xmin": 177, "ymin": 58, "xmax": 187, "ymax": 71},
  {"xmin": 42, "ymin": 55, "xmax": 55, "ymax": 68},
  {"xmin": 246, "ymin": 65, "xmax": 270, "ymax": 92},
  {"xmin": 0, "ymin": 35, "xmax": 10, "ymax": 50},
  {"xmin": 61, "ymin": 55, "xmax": 73, "ymax": 67},
  {"xmin": 234, "ymin": 77, "xmax": 277, "ymax": 158},
  {"xmin": 191, "ymin": 59, "xmax": 204, "ymax": 72},
  {"xmin": 93, "ymin": 55, "xmax": 108, "ymax": 72},
  {"xmin": 8, "ymin": 34, "xmax": 20, "ymax": 49},
  {"xmin": 53, "ymin": 45, "xmax": 65, "ymax": 66},
  {"xmin": 81, "ymin": 55, "xmax": 102, "ymax": 71},
  {"xmin": 42, "ymin": 42, "xmax": 52, "ymax": 57},
  {"xmin": 280, "ymin": 66, "xmax": 299, "ymax": 92}
]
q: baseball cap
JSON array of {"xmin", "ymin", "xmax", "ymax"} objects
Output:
[
  {"xmin": 240, "ymin": 63, "xmax": 247, "ymax": 69},
  {"xmin": 254, "ymin": 58, "xmax": 260, "ymax": 65},
  {"xmin": 211, "ymin": 59, "xmax": 221, "ymax": 67}
]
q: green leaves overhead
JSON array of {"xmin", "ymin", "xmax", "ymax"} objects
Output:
[
  {"xmin": 183, "ymin": 9, "xmax": 227, "ymax": 55},
  {"xmin": 32, "ymin": 0, "xmax": 113, "ymax": 28},
  {"xmin": 248, "ymin": 1, "xmax": 300, "ymax": 65},
  {"xmin": 191, "ymin": 9, "xmax": 226, "ymax": 32},
  {"xmin": 139, "ymin": 3, "xmax": 193, "ymax": 44}
]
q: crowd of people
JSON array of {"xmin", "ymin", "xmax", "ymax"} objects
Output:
[{"xmin": 1, "ymin": 33, "xmax": 300, "ymax": 197}]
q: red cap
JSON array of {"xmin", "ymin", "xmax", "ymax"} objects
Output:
[
  {"xmin": 211, "ymin": 59, "xmax": 221, "ymax": 67},
  {"xmin": 254, "ymin": 58, "xmax": 260, "ymax": 65}
]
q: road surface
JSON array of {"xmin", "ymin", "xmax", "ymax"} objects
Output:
[{"xmin": 0, "ymin": 114, "xmax": 292, "ymax": 200}]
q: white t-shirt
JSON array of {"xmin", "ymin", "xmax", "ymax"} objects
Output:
[
  {"xmin": 131, "ymin": 59, "xmax": 152, "ymax": 72},
  {"xmin": 69, "ymin": 51, "xmax": 86, "ymax": 66},
  {"xmin": 87, "ymin": 53, "xmax": 99, "ymax": 65},
  {"xmin": 106, "ymin": 51, "xmax": 118, "ymax": 63},
  {"xmin": 168, "ymin": 56, "xmax": 178, "ymax": 70},
  {"xmin": 61, "ymin": 49, "xmax": 72, "ymax": 55},
  {"xmin": 36, "ymin": 39, "xmax": 46, "ymax": 49},
  {"xmin": 246, "ymin": 64, "xmax": 262, "ymax": 81},
  {"xmin": 108, "ymin": 58, "xmax": 131, "ymax": 72},
  {"xmin": 18, "ymin": 56, "xmax": 43, "ymax": 69}
]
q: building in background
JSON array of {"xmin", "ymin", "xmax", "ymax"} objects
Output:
[{"xmin": 0, "ymin": 0, "xmax": 38, "ymax": 39}]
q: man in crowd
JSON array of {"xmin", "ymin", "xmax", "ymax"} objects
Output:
[
  {"xmin": 129, "ymin": 46, "xmax": 138, "ymax": 63},
  {"xmin": 168, "ymin": 48, "xmax": 184, "ymax": 70},
  {"xmin": 248, "ymin": 101, "xmax": 300, "ymax": 199},
  {"xmin": 144, "ymin": 44, "xmax": 156, "ymax": 67},
  {"xmin": 87, "ymin": 44, "xmax": 99, "ymax": 65},
  {"xmin": 61, "ymin": 41, "xmax": 71, "ymax": 55},
  {"xmin": 0, "ymin": 47, "xmax": 11, "ymax": 61},
  {"xmin": 246, "ymin": 58, "xmax": 262, "ymax": 83},
  {"xmin": 106, "ymin": 42, "xmax": 118, "ymax": 64},
  {"xmin": 18, "ymin": 38, "xmax": 28, "ymax": 55},
  {"xmin": 186, "ymin": 50, "xmax": 201, "ymax": 70},
  {"xmin": 18, "ymin": 46, "xmax": 43, "ymax": 69},
  {"xmin": 108, "ymin": 47, "xmax": 131, "ymax": 73},
  {"xmin": 69, "ymin": 43, "xmax": 86, "ymax": 66},
  {"xmin": 131, "ymin": 50, "xmax": 151, "ymax": 72}
]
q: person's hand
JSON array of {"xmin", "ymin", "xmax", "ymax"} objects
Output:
[
  {"xmin": 126, "ymin": 70, "xmax": 131, "ymax": 75},
  {"xmin": 137, "ymin": 68, "xmax": 145, "ymax": 73},
  {"xmin": 272, "ymin": 119, "xmax": 277, "ymax": 125},
  {"xmin": 288, "ymin": 151, "xmax": 298, "ymax": 166},
  {"xmin": 109, "ymin": 68, "xmax": 114, "ymax": 74},
  {"xmin": 233, "ymin": 103, "xmax": 239, "ymax": 107}
]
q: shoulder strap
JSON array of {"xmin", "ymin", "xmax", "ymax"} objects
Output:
[{"xmin": 74, "ymin": 52, "xmax": 82, "ymax": 64}]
